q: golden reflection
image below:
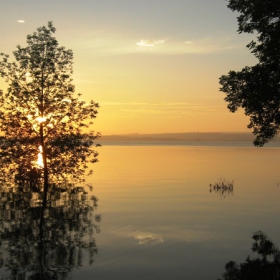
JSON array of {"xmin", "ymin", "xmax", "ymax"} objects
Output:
[{"xmin": 134, "ymin": 232, "xmax": 164, "ymax": 246}]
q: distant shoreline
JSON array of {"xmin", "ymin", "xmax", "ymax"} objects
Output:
[{"xmin": 99, "ymin": 132, "xmax": 280, "ymax": 144}]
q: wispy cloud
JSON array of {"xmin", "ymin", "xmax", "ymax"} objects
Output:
[
  {"xmin": 70, "ymin": 29, "xmax": 247, "ymax": 57},
  {"xmin": 136, "ymin": 39, "xmax": 165, "ymax": 47},
  {"xmin": 144, "ymin": 36, "xmax": 242, "ymax": 55},
  {"xmin": 17, "ymin": 20, "xmax": 25, "ymax": 23}
]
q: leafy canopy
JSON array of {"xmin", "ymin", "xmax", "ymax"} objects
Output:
[
  {"xmin": 219, "ymin": 0, "xmax": 280, "ymax": 146},
  {"xmin": 0, "ymin": 22, "xmax": 99, "ymax": 183}
]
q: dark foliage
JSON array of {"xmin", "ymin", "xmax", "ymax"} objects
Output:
[
  {"xmin": 0, "ymin": 22, "xmax": 100, "ymax": 185},
  {"xmin": 219, "ymin": 0, "xmax": 280, "ymax": 146}
]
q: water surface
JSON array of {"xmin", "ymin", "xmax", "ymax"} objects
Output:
[
  {"xmin": 1, "ymin": 144, "xmax": 279, "ymax": 279},
  {"xmin": 77, "ymin": 145, "xmax": 280, "ymax": 280}
]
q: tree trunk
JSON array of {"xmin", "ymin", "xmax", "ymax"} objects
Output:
[{"xmin": 40, "ymin": 123, "xmax": 48, "ymax": 208}]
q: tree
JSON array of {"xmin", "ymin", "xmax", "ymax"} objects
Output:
[
  {"xmin": 219, "ymin": 0, "xmax": 280, "ymax": 146},
  {"xmin": 0, "ymin": 22, "xmax": 100, "ymax": 200}
]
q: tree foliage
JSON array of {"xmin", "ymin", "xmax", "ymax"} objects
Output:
[
  {"xmin": 219, "ymin": 0, "xmax": 280, "ymax": 146},
  {"xmin": 0, "ymin": 22, "xmax": 100, "ymax": 186},
  {"xmin": 219, "ymin": 231, "xmax": 280, "ymax": 280}
]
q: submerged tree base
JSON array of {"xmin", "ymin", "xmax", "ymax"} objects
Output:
[{"xmin": 209, "ymin": 179, "xmax": 234, "ymax": 198}]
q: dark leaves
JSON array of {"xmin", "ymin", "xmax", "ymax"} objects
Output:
[
  {"xmin": 0, "ymin": 22, "xmax": 100, "ymax": 183},
  {"xmin": 220, "ymin": 1, "xmax": 280, "ymax": 146}
]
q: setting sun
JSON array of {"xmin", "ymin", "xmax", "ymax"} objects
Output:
[{"xmin": 36, "ymin": 116, "xmax": 46, "ymax": 123}]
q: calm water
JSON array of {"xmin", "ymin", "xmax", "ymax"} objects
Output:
[
  {"xmin": 72, "ymin": 144, "xmax": 280, "ymax": 280},
  {"xmin": 1, "ymin": 144, "xmax": 280, "ymax": 279}
]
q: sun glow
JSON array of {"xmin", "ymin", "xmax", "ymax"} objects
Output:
[
  {"xmin": 36, "ymin": 116, "xmax": 46, "ymax": 123},
  {"xmin": 37, "ymin": 145, "xmax": 44, "ymax": 168}
]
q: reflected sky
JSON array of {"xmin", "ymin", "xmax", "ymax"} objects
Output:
[
  {"xmin": 0, "ymin": 145, "xmax": 279, "ymax": 279},
  {"xmin": 82, "ymin": 145, "xmax": 280, "ymax": 280}
]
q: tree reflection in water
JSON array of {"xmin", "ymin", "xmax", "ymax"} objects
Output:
[
  {"xmin": 0, "ymin": 180, "xmax": 101, "ymax": 279},
  {"xmin": 219, "ymin": 231, "xmax": 280, "ymax": 280}
]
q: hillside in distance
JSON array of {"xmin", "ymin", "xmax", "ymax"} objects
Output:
[{"xmin": 100, "ymin": 132, "xmax": 280, "ymax": 144}]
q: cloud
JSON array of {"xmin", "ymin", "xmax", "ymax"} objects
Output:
[
  {"xmin": 70, "ymin": 29, "xmax": 247, "ymax": 56},
  {"xmin": 17, "ymin": 20, "xmax": 25, "ymax": 23},
  {"xmin": 124, "ymin": 36, "xmax": 243, "ymax": 55},
  {"xmin": 136, "ymin": 39, "xmax": 165, "ymax": 47}
]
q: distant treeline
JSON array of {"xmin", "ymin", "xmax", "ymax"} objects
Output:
[{"xmin": 100, "ymin": 132, "xmax": 280, "ymax": 143}]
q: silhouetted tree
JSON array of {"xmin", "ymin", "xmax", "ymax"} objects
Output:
[
  {"xmin": 219, "ymin": 231, "xmax": 280, "ymax": 280},
  {"xmin": 0, "ymin": 22, "xmax": 100, "ymax": 202},
  {"xmin": 219, "ymin": 0, "xmax": 280, "ymax": 146}
]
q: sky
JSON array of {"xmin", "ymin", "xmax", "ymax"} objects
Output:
[{"xmin": 0, "ymin": 0, "xmax": 258, "ymax": 135}]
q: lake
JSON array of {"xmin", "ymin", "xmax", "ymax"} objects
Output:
[
  {"xmin": 72, "ymin": 144, "xmax": 280, "ymax": 280},
  {"xmin": 0, "ymin": 144, "xmax": 279, "ymax": 279}
]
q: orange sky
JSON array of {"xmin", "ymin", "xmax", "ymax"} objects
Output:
[{"xmin": 0, "ymin": 0, "xmax": 258, "ymax": 135}]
